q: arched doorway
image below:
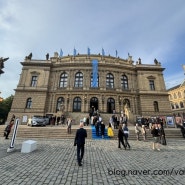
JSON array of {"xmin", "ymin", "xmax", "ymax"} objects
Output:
[
  {"xmin": 90, "ymin": 97, "xmax": 98, "ymax": 111},
  {"xmin": 107, "ymin": 98, "xmax": 115, "ymax": 113}
]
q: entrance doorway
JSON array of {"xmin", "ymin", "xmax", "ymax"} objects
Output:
[{"xmin": 90, "ymin": 97, "xmax": 98, "ymax": 111}]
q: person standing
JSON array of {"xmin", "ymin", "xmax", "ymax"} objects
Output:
[
  {"xmin": 141, "ymin": 125, "xmax": 147, "ymax": 141},
  {"xmin": 74, "ymin": 122, "xmax": 87, "ymax": 166},
  {"xmin": 95, "ymin": 120, "xmax": 100, "ymax": 136},
  {"xmin": 122, "ymin": 114, "xmax": 128, "ymax": 125},
  {"xmin": 135, "ymin": 123, "xmax": 141, "ymax": 141},
  {"xmin": 123, "ymin": 124, "xmax": 131, "ymax": 149},
  {"xmin": 107, "ymin": 123, "xmax": 114, "ymax": 138},
  {"xmin": 100, "ymin": 122, "xmax": 105, "ymax": 139},
  {"xmin": 151, "ymin": 124, "xmax": 160, "ymax": 151},
  {"xmin": 158, "ymin": 124, "xmax": 167, "ymax": 145},
  {"xmin": 118, "ymin": 125, "xmax": 126, "ymax": 150},
  {"xmin": 4, "ymin": 116, "xmax": 15, "ymax": 139},
  {"xmin": 67, "ymin": 118, "xmax": 72, "ymax": 134}
]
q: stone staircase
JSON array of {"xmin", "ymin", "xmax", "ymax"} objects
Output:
[
  {"xmin": 91, "ymin": 125, "xmax": 109, "ymax": 139},
  {"xmin": 0, "ymin": 124, "xmax": 183, "ymax": 141}
]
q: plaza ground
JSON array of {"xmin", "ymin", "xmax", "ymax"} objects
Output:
[{"xmin": 0, "ymin": 136, "xmax": 185, "ymax": 185}]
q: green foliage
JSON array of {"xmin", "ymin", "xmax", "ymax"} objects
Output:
[{"xmin": 0, "ymin": 95, "xmax": 14, "ymax": 124}]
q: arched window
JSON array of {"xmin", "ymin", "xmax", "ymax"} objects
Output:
[
  {"xmin": 91, "ymin": 73, "xmax": 99, "ymax": 87},
  {"xmin": 59, "ymin": 72, "xmax": 68, "ymax": 87},
  {"xmin": 173, "ymin": 93, "xmax": 177, "ymax": 99},
  {"xmin": 169, "ymin": 94, "xmax": 172, "ymax": 100},
  {"xmin": 26, "ymin": 98, "xmax": 32, "ymax": 109},
  {"xmin": 56, "ymin": 97, "xmax": 64, "ymax": 112},
  {"xmin": 153, "ymin": 101, "xmax": 159, "ymax": 112},
  {"xmin": 106, "ymin": 73, "xmax": 114, "ymax": 88},
  {"xmin": 107, "ymin": 98, "xmax": 115, "ymax": 113},
  {"xmin": 74, "ymin": 72, "xmax": 83, "ymax": 87},
  {"xmin": 175, "ymin": 103, "xmax": 179, "ymax": 109},
  {"xmin": 73, "ymin": 97, "xmax": 81, "ymax": 112},
  {"xmin": 121, "ymin": 75, "xmax": 128, "ymax": 90},
  {"xmin": 171, "ymin": 103, "xmax": 175, "ymax": 109},
  {"xmin": 178, "ymin": 92, "xmax": 182, "ymax": 98},
  {"xmin": 180, "ymin": 101, "xmax": 184, "ymax": 108}
]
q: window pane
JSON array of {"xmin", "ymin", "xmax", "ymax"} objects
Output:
[
  {"xmin": 31, "ymin": 76, "xmax": 37, "ymax": 87},
  {"xmin": 121, "ymin": 75, "xmax": 128, "ymax": 89},
  {"xmin": 73, "ymin": 97, "xmax": 81, "ymax": 112},
  {"xmin": 106, "ymin": 73, "xmax": 114, "ymax": 88},
  {"xmin": 91, "ymin": 73, "xmax": 99, "ymax": 87},
  {"xmin": 74, "ymin": 72, "xmax": 83, "ymax": 87},
  {"xmin": 149, "ymin": 80, "xmax": 155, "ymax": 90},
  {"xmin": 26, "ymin": 98, "xmax": 32, "ymax": 108},
  {"xmin": 59, "ymin": 73, "xmax": 68, "ymax": 87}
]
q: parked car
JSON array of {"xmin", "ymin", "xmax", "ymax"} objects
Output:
[{"xmin": 27, "ymin": 116, "xmax": 47, "ymax": 127}]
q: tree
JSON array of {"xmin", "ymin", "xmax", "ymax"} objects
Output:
[{"xmin": 0, "ymin": 95, "xmax": 14, "ymax": 124}]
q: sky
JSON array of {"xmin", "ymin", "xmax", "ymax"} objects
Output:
[{"xmin": 1, "ymin": 0, "xmax": 185, "ymax": 98}]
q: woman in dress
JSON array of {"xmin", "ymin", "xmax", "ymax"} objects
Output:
[{"xmin": 107, "ymin": 123, "xmax": 114, "ymax": 138}]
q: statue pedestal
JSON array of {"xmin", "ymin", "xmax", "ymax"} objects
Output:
[{"xmin": 56, "ymin": 111, "xmax": 65, "ymax": 117}]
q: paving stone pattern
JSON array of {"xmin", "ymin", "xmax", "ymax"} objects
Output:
[{"xmin": 0, "ymin": 137, "xmax": 185, "ymax": 185}]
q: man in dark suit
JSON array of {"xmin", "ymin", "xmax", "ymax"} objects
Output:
[{"xmin": 74, "ymin": 122, "xmax": 87, "ymax": 166}]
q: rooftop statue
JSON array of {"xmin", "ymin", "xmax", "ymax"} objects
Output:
[
  {"xmin": 46, "ymin": 53, "xmax": 49, "ymax": 60},
  {"xmin": 154, "ymin": 58, "xmax": 158, "ymax": 64},
  {"xmin": 25, "ymin": 53, "xmax": 32, "ymax": 60}
]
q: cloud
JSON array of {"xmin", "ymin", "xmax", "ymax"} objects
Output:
[{"xmin": 1, "ymin": 0, "xmax": 185, "ymax": 98}]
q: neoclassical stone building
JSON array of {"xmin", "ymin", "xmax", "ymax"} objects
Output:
[{"xmin": 9, "ymin": 52, "xmax": 171, "ymax": 124}]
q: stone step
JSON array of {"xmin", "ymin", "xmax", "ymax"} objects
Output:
[{"xmin": 0, "ymin": 125, "xmax": 183, "ymax": 140}]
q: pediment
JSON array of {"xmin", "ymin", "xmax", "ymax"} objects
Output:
[{"xmin": 147, "ymin": 75, "xmax": 156, "ymax": 79}]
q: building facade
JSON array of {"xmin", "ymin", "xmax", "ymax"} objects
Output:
[
  {"xmin": 168, "ymin": 81, "xmax": 185, "ymax": 124},
  {"xmin": 8, "ymin": 52, "xmax": 171, "ymax": 124}
]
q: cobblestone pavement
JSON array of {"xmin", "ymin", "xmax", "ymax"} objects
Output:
[{"xmin": 0, "ymin": 137, "xmax": 185, "ymax": 185}]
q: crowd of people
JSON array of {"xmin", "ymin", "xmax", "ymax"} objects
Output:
[
  {"xmin": 134, "ymin": 116, "xmax": 169, "ymax": 149},
  {"xmin": 2, "ymin": 112, "xmax": 183, "ymax": 167}
]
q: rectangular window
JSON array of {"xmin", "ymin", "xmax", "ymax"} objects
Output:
[
  {"xmin": 149, "ymin": 80, "xmax": 155, "ymax": 90},
  {"xmin": 31, "ymin": 76, "xmax": 37, "ymax": 87},
  {"xmin": 75, "ymin": 79, "xmax": 83, "ymax": 87},
  {"xmin": 60, "ymin": 80, "xmax": 67, "ymax": 88}
]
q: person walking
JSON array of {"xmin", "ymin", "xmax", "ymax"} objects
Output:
[
  {"xmin": 74, "ymin": 122, "xmax": 87, "ymax": 166},
  {"xmin": 123, "ymin": 124, "xmax": 131, "ymax": 149},
  {"xmin": 118, "ymin": 125, "xmax": 126, "ymax": 150}
]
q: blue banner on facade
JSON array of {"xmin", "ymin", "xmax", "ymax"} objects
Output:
[{"xmin": 92, "ymin": 59, "xmax": 98, "ymax": 87}]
